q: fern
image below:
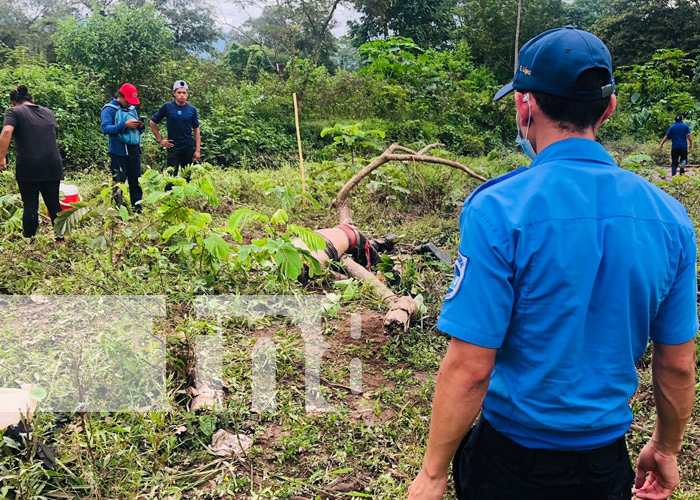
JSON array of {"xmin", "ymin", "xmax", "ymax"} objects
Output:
[
  {"xmin": 228, "ymin": 208, "xmax": 269, "ymax": 231},
  {"xmin": 54, "ymin": 204, "xmax": 92, "ymax": 237},
  {"xmin": 288, "ymin": 224, "xmax": 326, "ymax": 252}
]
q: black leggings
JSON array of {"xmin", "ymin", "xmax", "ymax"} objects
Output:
[{"xmin": 17, "ymin": 180, "xmax": 62, "ymax": 238}]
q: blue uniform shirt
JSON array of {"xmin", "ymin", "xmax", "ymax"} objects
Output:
[
  {"xmin": 666, "ymin": 122, "xmax": 691, "ymax": 149},
  {"xmin": 438, "ymin": 138, "xmax": 698, "ymax": 450},
  {"xmin": 151, "ymin": 102, "xmax": 200, "ymax": 151}
]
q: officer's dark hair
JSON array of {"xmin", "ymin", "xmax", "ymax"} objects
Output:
[
  {"xmin": 530, "ymin": 68, "xmax": 612, "ymax": 131},
  {"xmin": 676, "ymin": 114, "xmax": 683, "ymax": 122},
  {"xmin": 10, "ymin": 85, "xmax": 33, "ymax": 104}
]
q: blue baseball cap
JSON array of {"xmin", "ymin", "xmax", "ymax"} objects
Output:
[{"xmin": 493, "ymin": 26, "xmax": 614, "ymax": 102}]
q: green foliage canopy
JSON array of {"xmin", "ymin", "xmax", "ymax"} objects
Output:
[
  {"xmin": 349, "ymin": 0, "xmax": 458, "ymax": 49},
  {"xmin": 456, "ymin": 0, "xmax": 566, "ymax": 80},
  {"xmin": 593, "ymin": 0, "xmax": 700, "ymax": 68},
  {"xmin": 53, "ymin": 4, "xmax": 174, "ymax": 90},
  {"xmin": 0, "ymin": 48, "xmax": 105, "ymax": 169},
  {"xmin": 152, "ymin": 0, "xmax": 221, "ymax": 54}
]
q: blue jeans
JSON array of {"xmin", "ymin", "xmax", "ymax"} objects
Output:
[{"xmin": 110, "ymin": 149, "xmax": 142, "ymax": 209}]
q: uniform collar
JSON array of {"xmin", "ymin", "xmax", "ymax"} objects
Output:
[{"xmin": 529, "ymin": 138, "xmax": 616, "ymax": 169}]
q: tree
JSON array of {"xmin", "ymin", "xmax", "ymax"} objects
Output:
[
  {"xmin": 455, "ymin": 0, "xmax": 566, "ymax": 80},
  {"xmin": 564, "ymin": 0, "xmax": 610, "ymax": 30},
  {"xmin": 0, "ymin": 48, "xmax": 106, "ymax": 168},
  {"xmin": 222, "ymin": 41, "xmax": 251, "ymax": 77},
  {"xmin": 593, "ymin": 0, "xmax": 700, "ymax": 67},
  {"xmin": 53, "ymin": 4, "xmax": 174, "ymax": 94},
  {"xmin": 349, "ymin": 0, "xmax": 458, "ymax": 49},
  {"xmin": 231, "ymin": 0, "xmax": 343, "ymax": 108},
  {"xmin": 0, "ymin": 0, "xmax": 77, "ymax": 59},
  {"xmin": 152, "ymin": 0, "xmax": 221, "ymax": 54}
]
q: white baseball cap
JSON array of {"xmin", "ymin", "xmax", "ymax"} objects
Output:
[{"xmin": 173, "ymin": 80, "xmax": 189, "ymax": 92}]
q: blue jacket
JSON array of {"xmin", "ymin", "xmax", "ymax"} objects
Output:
[{"xmin": 101, "ymin": 98, "xmax": 144, "ymax": 156}]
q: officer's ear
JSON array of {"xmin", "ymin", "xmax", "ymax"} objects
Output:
[
  {"xmin": 598, "ymin": 94, "xmax": 617, "ymax": 126},
  {"xmin": 514, "ymin": 92, "xmax": 532, "ymax": 126}
]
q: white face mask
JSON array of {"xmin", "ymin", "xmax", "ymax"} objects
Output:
[{"xmin": 515, "ymin": 93, "xmax": 537, "ymax": 160}]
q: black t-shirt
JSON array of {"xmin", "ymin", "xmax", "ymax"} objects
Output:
[{"xmin": 3, "ymin": 104, "xmax": 64, "ymax": 182}]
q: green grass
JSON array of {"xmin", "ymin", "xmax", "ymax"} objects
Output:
[{"xmin": 0, "ymin": 144, "xmax": 698, "ymax": 499}]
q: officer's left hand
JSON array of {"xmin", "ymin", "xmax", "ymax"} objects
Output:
[
  {"xmin": 407, "ymin": 469, "xmax": 447, "ymax": 500},
  {"xmin": 633, "ymin": 441, "xmax": 679, "ymax": 500},
  {"xmin": 193, "ymin": 149, "xmax": 201, "ymax": 162},
  {"xmin": 0, "ymin": 156, "xmax": 6, "ymax": 171}
]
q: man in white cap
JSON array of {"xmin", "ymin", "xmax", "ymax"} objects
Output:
[{"xmin": 149, "ymin": 80, "xmax": 201, "ymax": 175}]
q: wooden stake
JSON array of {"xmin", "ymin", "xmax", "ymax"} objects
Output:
[{"xmin": 292, "ymin": 93, "xmax": 307, "ymax": 208}]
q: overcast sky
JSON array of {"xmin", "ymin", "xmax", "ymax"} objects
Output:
[{"xmin": 213, "ymin": 1, "xmax": 360, "ymax": 37}]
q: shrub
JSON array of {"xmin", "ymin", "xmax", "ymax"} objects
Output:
[{"xmin": 0, "ymin": 48, "xmax": 106, "ymax": 170}]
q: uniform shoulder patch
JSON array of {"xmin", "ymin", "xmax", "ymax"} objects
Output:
[{"xmin": 445, "ymin": 252, "xmax": 468, "ymax": 301}]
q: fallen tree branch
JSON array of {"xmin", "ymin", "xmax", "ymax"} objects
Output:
[
  {"xmin": 341, "ymin": 252, "xmax": 416, "ymax": 333},
  {"xmin": 332, "ymin": 143, "xmax": 486, "ymax": 225}
]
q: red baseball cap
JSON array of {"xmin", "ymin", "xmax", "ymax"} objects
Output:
[{"xmin": 119, "ymin": 83, "xmax": 140, "ymax": 105}]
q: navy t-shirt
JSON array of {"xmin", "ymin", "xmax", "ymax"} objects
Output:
[
  {"xmin": 666, "ymin": 122, "xmax": 691, "ymax": 149},
  {"xmin": 151, "ymin": 102, "xmax": 199, "ymax": 151}
]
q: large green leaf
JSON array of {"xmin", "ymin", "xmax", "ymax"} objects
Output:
[
  {"xmin": 228, "ymin": 208, "xmax": 269, "ymax": 231},
  {"xmin": 203, "ymin": 234, "xmax": 230, "ymax": 259},
  {"xmin": 162, "ymin": 223, "xmax": 186, "ymax": 241},
  {"xmin": 270, "ymin": 208, "xmax": 289, "ymax": 225},
  {"xmin": 274, "ymin": 244, "xmax": 303, "ymax": 280},
  {"xmin": 54, "ymin": 204, "xmax": 91, "ymax": 236}
]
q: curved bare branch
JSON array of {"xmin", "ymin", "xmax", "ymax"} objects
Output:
[
  {"xmin": 332, "ymin": 143, "xmax": 486, "ymax": 225},
  {"xmin": 416, "ymin": 143, "xmax": 445, "ymax": 155}
]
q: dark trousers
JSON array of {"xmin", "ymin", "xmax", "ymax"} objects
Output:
[
  {"xmin": 17, "ymin": 180, "xmax": 62, "ymax": 238},
  {"xmin": 671, "ymin": 147, "xmax": 688, "ymax": 176},
  {"xmin": 110, "ymin": 151, "xmax": 142, "ymax": 209},
  {"xmin": 167, "ymin": 146, "xmax": 195, "ymax": 176},
  {"xmin": 453, "ymin": 419, "xmax": 635, "ymax": 500}
]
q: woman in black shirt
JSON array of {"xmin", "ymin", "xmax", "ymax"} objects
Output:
[{"xmin": 0, "ymin": 85, "xmax": 64, "ymax": 242}]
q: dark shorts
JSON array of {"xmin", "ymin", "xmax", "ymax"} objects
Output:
[{"xmin": 453, "ymin": 419, "xmax": 635, "ymax": 500}]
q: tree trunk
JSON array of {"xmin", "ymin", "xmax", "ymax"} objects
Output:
[
  {"xmin": 297, "ymin": 0, "xmax": 342, "ymax": 111},
  {"xmin": 514, "ymin": 0, "xmax": 523, "ymax": 73}
]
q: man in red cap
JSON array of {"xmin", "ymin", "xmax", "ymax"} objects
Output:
[{"xmin": 100, "ymin": 83, "xmax": 145, "ymax": 211}]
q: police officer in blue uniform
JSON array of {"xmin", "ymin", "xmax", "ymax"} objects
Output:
[{"xmin": 408, "ymin": 27, "xmax": 697, "ymax": 500}]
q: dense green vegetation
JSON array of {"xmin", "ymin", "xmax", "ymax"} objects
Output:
[{"xmin": 1, "ymin": 0, "xmax": 700, "ymax": 498}]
